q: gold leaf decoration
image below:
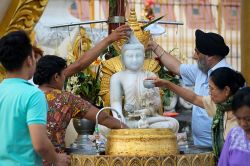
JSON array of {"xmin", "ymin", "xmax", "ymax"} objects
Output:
[
  {"xmin": 0, "ymin": 0, "xmax": 48, "ymax": 81},
  {"xmin": 71, "ymin": 154, "xmax": 215, "ymax": 166},
  {"xmin": 0, "ymin": 0, "xmax": 48, "ymax": 36}
]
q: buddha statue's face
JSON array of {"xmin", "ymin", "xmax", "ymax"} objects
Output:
[{"xmin": 122, "ymin": 48, "xmax": 144, "ymax": 71}]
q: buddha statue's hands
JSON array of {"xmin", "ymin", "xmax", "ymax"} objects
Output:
[
  {"xmin": 108, "ymin": 25, "xmax": 131, "ymax": 42},
  {"xmin": 133, "ymin": 108, "xmax": 152, "ymax": 116},
  {"xmin": 137, "ymin": 114, "xmax": 149, "ymax": 128}
]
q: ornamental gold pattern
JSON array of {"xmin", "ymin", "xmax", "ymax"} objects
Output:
[
  {"xmin": 0, "ymin": 0, "xmax": 48, "ymax": 82},
  {"xmin": 71, "ymin": 153, "xmax": 215, "ymax": 166},
  {"xmin": 1, "ymin": 0, "xmax": 48, "ymax": 36},
  {"xmin": 72, "ymin": 27, "xmax": 92, "ymax": 62},
  {"xmin": 105, "ymin": 129, "xmax": 178, "ymax": 156}
]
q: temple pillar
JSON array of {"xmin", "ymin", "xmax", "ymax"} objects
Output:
[{"xmin": 241, "ymin": 0, "xmax": 250, "ymax": 85}]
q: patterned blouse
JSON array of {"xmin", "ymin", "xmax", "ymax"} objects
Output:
[
  {"xmin": 218, "ymin": 127, "xmax": 250, "ymax": 166},
  {"xmin": 45, "ymin": 89, "xmax": 91, "ymax": 153}
]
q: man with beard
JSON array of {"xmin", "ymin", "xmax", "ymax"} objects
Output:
[{"xmin": 150, "ymin": 29, "xmax": 231, "ymax": 147}]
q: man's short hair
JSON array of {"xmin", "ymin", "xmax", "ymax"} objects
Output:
[{"xmin": 0, "ymin": 30, "xmax": 32, "ymax": 71}]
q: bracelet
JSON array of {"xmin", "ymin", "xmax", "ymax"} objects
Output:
[
  {"xmin": 158, "ymin": 49, "xmax": 165, "ymax": 59},
  {"xmin": 153, "ymin": 44, "xmax": 159, "ymax": 52}
]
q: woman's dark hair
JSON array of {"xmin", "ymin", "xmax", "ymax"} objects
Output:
[
  {"xmin": 209, "ymin": 67, "xmax": 245, "ymax": 95},
  {"xmin": 0, "ymin": 30, "xmax": 32, "ymax": 71},
  {"xmin": 232, "ymin": 87, "xmax": 250, "ymax": 113},
  {"xmin": 33, "ymin": 55, "xmax": 67, "ymax": 85}
]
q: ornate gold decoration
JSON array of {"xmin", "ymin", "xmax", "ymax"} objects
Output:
[
  {"xmin": 71, "ymin": 153, "xmax": 215, "ymax": 166},
  {"xmin": 0, "ymin": 0, "xmax": 48, "ymax": 82},
  {"xmin": 192, "ymin": 155, "xmax": 202, "ymax": 166},
  {"xmin": 0, "ymin": 0, "xmax": 48, "ymax": 36},
  {"xmin": 162, "ymin": 157, "xmax": 176, "ymax": 165},
  {"xmin": 68, "ymin": 27, "xmax": 92, "ymax": 64},
  {"xmin": 113, "ymin": 8, "xmax": 151, "ymax": 53},
  {"xmin": 99, "ymin": 56, "xmax": 160, "ymax": 107},
  {"xmin": 105, "ymin": 128, "xmax": 178, "ymax": 156}
]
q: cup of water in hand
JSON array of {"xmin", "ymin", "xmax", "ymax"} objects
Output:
[{"xmin": 143, "ymin": 79, "xmax": 155, "ymax": 89}]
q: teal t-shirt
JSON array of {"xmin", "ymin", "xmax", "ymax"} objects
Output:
[{"xmin": 0, "ymin": 78, "xmax": 48, "ymax": 166}]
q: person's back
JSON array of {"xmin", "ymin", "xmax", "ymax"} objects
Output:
[
  {"xmin": 0, "ymin": 78, "xmax": 47, "ymax": 165},
  {"xmin": 0, "ymin": 30, "xmax": 70, "ymax": 166},
  {"xmin": 42, "ymin": 89, "xmax": 91, "ymax": 153}
]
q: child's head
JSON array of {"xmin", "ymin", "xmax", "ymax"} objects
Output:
[
  {"xmin": 232, "ymin": 87, "xmax": 250, "ymax": 134},
  {"xmin": 0, "ymin": 30, "xmax": 33, "ymax": 71}
]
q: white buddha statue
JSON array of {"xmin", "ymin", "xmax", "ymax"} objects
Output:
[{"xmin": 110, "ymin": 34, "xmax": 179, "ymax": 133}]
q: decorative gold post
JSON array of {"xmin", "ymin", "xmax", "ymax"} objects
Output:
[
  {"xmin": 0, "ymin": 0, "xmax": 48, "ymax": 36},
  {"xmin": 241, "ymin": 0, "xmax": 250, "ymax": 85}
]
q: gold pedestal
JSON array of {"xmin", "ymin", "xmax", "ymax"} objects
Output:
[
  {"xmin": 71, "ymin": 153, "xmax": 215, "ymax": 166},
  {"xmin": 106, "ymin": 128, "xmax": 178, "ymax": 156}
]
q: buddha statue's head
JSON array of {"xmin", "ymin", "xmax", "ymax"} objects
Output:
[
  {"xmin": 113, "ymin": 8, "xmax": 151, "ymax": 53},
  {"xmin": 121, "ymin": 33, "xmax": 145, "ymax": 72}
]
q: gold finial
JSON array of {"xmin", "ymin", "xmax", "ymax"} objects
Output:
[
  {"xmin": 113, "ymin": 8, "xmax": 151, "ymax": 53},
  {"xmin": 128, "ymin": 8, "xmax": 140, "ymax": 31}
]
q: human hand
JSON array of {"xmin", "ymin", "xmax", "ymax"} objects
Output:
[
  {"xmin": 54, "ymin": 153, "xmax": 71, "ymax": 166},
  {"xmin": 138, "ymin": 117, "xmax": 149, "ymax": 128},
  {"xmin": 108, "ymin": 25, "xmax": 131, "ymax": 42},
  {"xmin": 146, "ymin": 77, "xmax": 168, "ymax": 88},
  {"xmin": 121, "ymin": 122, "xmax": 129, "ymax": 129}
]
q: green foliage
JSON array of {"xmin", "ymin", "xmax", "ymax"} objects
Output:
[
  {"xmin": 66, "ymin": 66, "xmax": 103, "ymax": 107},
  {"xmin": 102, "ymin": 45, "xmax": 119, "ymax": 59},
  {"xmin": 109, "ymin": 0, "xmax": 117, "ymax": 17}
]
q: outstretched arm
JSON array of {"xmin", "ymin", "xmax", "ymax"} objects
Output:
[
  {"xmin": 83, "ymin": 105, "xmax": 128, "ymax": 129},
  {"xmin": 149, "ymin": 41, "xmax": 182, "ymax": 75},
  {"xmin": 64, "ymin": 25, "xmax": 131, "ymax": 77},
  {"xmin": 151, "ymin": 77, "xmax": 204, "ymax": 109}
]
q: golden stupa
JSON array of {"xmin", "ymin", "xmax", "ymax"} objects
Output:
[{"xmin": 112, "ymin": 8, "xmax": 151, "ymax": 53}]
